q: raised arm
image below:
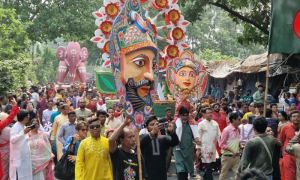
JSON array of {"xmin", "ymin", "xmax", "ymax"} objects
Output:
[
  {"xmin": 109, "ymin": 116, "xmax": 132, "ymax": 153},
  {"xmin": 0, "ymin": 99, "xmax": 18, "ymax": 131}
]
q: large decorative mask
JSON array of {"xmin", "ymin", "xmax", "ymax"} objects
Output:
[
  {"xmin": 166, "ymin": 51, "xmax": 208, "ymax": 102},
  {"xmin": 109, "ymin": 0, "xmax": 159, "ymax": 128}
]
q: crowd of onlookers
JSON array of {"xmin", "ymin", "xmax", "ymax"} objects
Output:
[{"xmin": 0, "ymin": 82, "xmax": 299, "ymax": 180}]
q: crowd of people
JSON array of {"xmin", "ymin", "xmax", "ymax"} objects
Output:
[{"xmin": 0, "ymin": 82, "xmax": 299, "ymax": 180}]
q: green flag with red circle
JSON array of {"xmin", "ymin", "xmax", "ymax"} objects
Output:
[{"xmin": 268, "ymin": 0, "xmax": 300, "ymax": 54}]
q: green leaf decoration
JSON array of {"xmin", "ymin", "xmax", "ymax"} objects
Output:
[
  {"xmin": 100, "ymin": 76, "xmax": 115, "ymax": 91},
  {"xmin": 95, "ymin": 71, "xmax": 117, "ymax": 94}
]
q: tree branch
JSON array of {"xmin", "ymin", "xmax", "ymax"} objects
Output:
[
  {"xmin": 29, "ymin": 1, "xmax": 46, "ymax": 21},
  {"xmin": 209, "ymin": 2, "xmax": 269, "ymax": 35}
]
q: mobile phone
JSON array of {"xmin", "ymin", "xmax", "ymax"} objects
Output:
[
  {"xmin": 8, "ymin": 96, "xmax": 13, "ymax": 102},
  {"xmin": 29, "ymin": 124, "xmax": 36, "ymax": 129},
  {"xmin": 160, "ymin": 122, "xmax": 168, "ymax": 129}
]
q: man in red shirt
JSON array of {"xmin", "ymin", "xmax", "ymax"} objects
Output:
[
  {"xmin": 212, "ymin": 103, "xmax": 227, "ymax": 175},
  {"xmin": 278, "ymin": 110, "xmax": 300, "ymax": 180},
  {"xmin": 85, "ymin": 93, "xmax": 97, "ymax": 114}
]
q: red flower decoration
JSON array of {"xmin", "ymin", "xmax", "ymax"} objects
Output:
[
  {"xmin": 172, "ymin": 27, "xmax": 184, "ymax": 41},
  {"xmin": 102, "ymin": 41, "xmax": 110, "ymax": 54},
  {"xmin": 167, "ymin": 45, "xmax": 179, "ymax": 58},
  {"xmin": 155, "ymin": 0, "xmax": 168, "ymax": 8},
  {"xmin": 168, "ymin": 9, "xmax": 181, "ymax": 24},
  {"xmin": 159, "ymin": 57, "xmax": 167, "ymax": 70},
  {"xmin": 98, "ymin": 21, "xmax": 113, "ymax": 35},
  {"xmin": 105, "ymin": 3, "xmax": 119, "ymax": 18}
]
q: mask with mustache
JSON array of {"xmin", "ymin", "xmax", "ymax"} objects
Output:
[{"xmin": 126, "ymin": 78, "xmax": 154, "ymax": 112}]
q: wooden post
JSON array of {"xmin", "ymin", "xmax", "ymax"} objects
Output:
[
  {"xmin": 263, "ymin": 55, "xmax": 270, "ymax": 117},
  {"xmin": 135, "ymin": 128, "xmax": 142, "ymax": 180}
]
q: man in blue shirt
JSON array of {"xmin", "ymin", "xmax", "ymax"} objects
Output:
[
  {"xmin": 243, "ymin": 89, "xmax": 253, "ymax": 103},
  {"xmin": 210, "ymin": 84, "xmax": 216, "ymax": 99},
  {"xmin": 215, "ymin": 84, "xmax": 222, "ymax": 100}
]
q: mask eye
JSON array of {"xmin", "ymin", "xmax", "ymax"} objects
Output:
[
  {"xmin": 152, "ymin": 60, "xmax": 156, "ymax": 69},
  {"xmin": 132, "ymin": 57, "xmax": 145, "ymax": 67},
  {"xmin": 179, "ymin": 71, "xmax": 186, "ymax": 76},
  {"xmin": 190, "ymin": 72, "xmax": 196, "ymax": 77}
]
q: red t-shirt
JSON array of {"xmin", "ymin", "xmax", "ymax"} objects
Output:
[
  {"xmin": 212, "ymin": 112, "xmax": 227, "ymax": 132},
  {"xmin": 86, "ymin": 101, "xmax": 97, "ymax": 113},
  {"xmin": 278, "ymin": 123, "xmax": 300, "ymax": 156}
]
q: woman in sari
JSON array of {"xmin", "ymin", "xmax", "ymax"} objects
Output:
[
  {"xmin": 28, "ymin": 119, "xmax": 54, "ymax": 180},
  {"xmin": 0, "ymin": 99, "xmax": 18, "ymax": 180}
]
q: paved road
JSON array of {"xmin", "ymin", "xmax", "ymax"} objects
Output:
[{"xmin": 168, "ymin": 160, "xmax": 235, "ymax": 180}]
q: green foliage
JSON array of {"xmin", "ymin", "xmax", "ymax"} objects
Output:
[
  {"xmin": 31, "ymin": 45, "xmax": 58, "ymax": 84},
  {"xmin": 1, "ymin": 0, "xmax": 104, "ymax": 43},
  {"xmin": 181, "ymin": 0, "xmax": 270, "ymax": 46},
  {"xmin": 184, "ymin": 6, "xmax": 265, "ymax": 60},
  {"xmin": 197, "ymin": 49, "xmax": 234, "ymax": 61},
  {"xmin": 0, "ymin": 8, "xmax": 30, "ymax": 60},
  {"xmin": 0, "ymin": 8, "xmax": 31, "ymax": 94}
]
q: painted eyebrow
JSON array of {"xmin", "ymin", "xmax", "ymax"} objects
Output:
[{"xmin": 131, "ymin": 54, "xmax": 150, "ymax": 61}]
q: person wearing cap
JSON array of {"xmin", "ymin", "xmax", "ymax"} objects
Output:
[
  {"xmin": 242, "ymin": 89, "xmax": 253, "ymax": 103},
  {"xmin": 239, "ymin": 89, "xmax": 246, "ymax": 101},
  {"xmin": 253, "ymin": 84, "xmax": 265, "ymax": 104}
]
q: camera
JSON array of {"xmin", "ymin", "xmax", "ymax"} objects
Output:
[
  {"xmin": 160, "ymin": 122, "xmax": 168, "ymax": 129},
  {"xmin": 29, "ymin": 124, "xmax": 36, "ymax": 129}
]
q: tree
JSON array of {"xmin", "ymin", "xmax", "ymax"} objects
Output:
[
  {"xmin": 1, "ymin": 0, "xmax": 103, "ymax": 43},
  {"xmin": 184, "ymin": 6, "xmax": 265, "ymax": 60},
  {"xmin": 180, "ymin": 0, "xmax": 270, "ymax": 46},
  {"xmin": 31, "ymin": 45, "xmax": 58, "ymax": 84},
  {"xmin": 0, "ymin": 8, "xmax": 31, "ymax": 94}
]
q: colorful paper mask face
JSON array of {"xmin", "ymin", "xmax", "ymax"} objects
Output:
[
  {"xmin": 109, "ymin": 0, "xmax": 159, "ymax": 128},
  {"xmin": 166, "ymin": 51, "xmax": 208, "ymax": 102}
]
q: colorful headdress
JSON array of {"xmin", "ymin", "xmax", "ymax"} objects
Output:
[
  {"xmin": 91, "ymin": 0, "xmax": 190, "ymax": 68},
  {"xmin": 91, "ymin": 0, "xmax": 191, "ymax": 128},
  {"xmin": 166, "ymin": 51, "xmax": 208, "ymax": 102}
]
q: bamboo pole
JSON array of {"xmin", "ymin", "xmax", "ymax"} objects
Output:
[
  {"xmin": 135, "ymin": 128, "xmax": 142, "ymax": 180},
  {"xmin": 263, "ymin": 55, "xmax": 270, "ymax": 117}
]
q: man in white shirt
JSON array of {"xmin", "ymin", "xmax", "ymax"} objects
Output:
[
  {"xmin": 239, "ymin": 114, "xmax": 255, "ymax": 147},
  {"xmin": 42, "ymin": 100, "xmax": 55, "ymax": 131},
  {"xmin": 105, "ymin": 107, "xmax": 121, "ymax": 129},
  {"xmin": 197, "ymin": 108, "xmax": 221, "ymax": 180}
]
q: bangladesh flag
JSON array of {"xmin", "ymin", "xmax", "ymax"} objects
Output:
[{"xmin": 268, "ymin": 0, "xmax": 300, "ymax": 54}]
